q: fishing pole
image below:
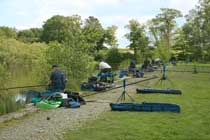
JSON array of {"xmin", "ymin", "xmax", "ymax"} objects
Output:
[
  {"xmin": 85, "ymin": 100, "xmax": 112, "ymax": 104},
  {"xmin": 82, "ymin": 75, "xmax": 158, "ymax": 98},
  {"xmin": 0, "ymin": 84, "xmax": 47, "ymax": 91},
  {"xmin": 155, "ymin": 69, "xmax": 210, "ymax": 73}
]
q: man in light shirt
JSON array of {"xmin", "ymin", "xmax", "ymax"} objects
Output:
[
  {"xmin": 98, "ymin": 60, "xmax": 113, "ymax": 83},
  {"xmin": 99, "ymin": 60, "xmax": 112, "ymax": 73}
]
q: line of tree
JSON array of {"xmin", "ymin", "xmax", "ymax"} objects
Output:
[
  {"xmin": 0, "ymin": 0, "xmax": 210, "ymax": 90},
  {"xmin": 178, "ymin": 0, "xmax": 210, "ymax": 61},
  {"xmin": 125, "ymin": 0, "xmax": 210, "ymax": 63},
  {"xmin": 0, "ymin": 15, "xmax": 118, "ymax": 55},
  {"xmin": 0, "ymin": 15, "xmax": 119, "ymax": 91}
]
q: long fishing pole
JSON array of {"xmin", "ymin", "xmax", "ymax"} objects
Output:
[
  {"xmin": 0, "ymin": 84, "xmax": 47, "ymax": 91},
  {"xmin": 82, "ymin": 75, "xmax": 158, "ymax": 98},
  {"xmin": 155, "ymin": 69, "xmax": 210, "ymax": 73}
]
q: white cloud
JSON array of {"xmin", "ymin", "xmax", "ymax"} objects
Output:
[
  {"xmin": 167, "ymin": 0, "xmax": 199, "ymax": 15},
  {"xmin": 2, "ymin": 0, "xmax": 199, "ymax": 47},
  {"xmin": 13, "ymin": 0, "xmax": 198, "ymax": 29},
  {"xmin": 99, "ymin": 15, "xmax": 154, "ymax": 26},
  {"xmin": 91, "ymin": 0, "xmax": 124, "ymax": 5},
  {"xmin": 116, "ymin": 27, "xmax": 129, "ymax": 48}
]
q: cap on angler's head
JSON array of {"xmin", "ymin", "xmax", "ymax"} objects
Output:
[{"xmin": 52, "ymin": 64, "xmax": 58, "ymax": 69}]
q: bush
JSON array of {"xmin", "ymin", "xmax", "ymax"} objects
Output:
[
  {"xmin": 119, "ymin": 59, "xmax": 131, "ymax": 69},
  {"xmin": 94, "ymin": 50, "xmax": 107, "ymax": 61},
  {"xmin": 121, "ymin": 52, "xmax": 134, "ymax": 61},
  {"xmin": 105, "ymin": 48, "xmax": 122, "ymax": 70},
  {"xmin": 45, "ymin": 41, "xmax": 95, "ymax": 90}
]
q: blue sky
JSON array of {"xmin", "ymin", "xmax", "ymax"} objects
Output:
[{"xmin": 0, "ymin": 0, "xmax": 199, "ymax": 47}]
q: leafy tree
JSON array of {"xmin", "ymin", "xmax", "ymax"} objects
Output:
[
  {"xmin": 41, "ymin": 15, "xmax": 118, "ymax": 58},
  {"xmin": 183, "ymin": 10, "xmax": 204, "ymax": 61},
  {"xmin": 41, "ymin": 15, "xmax": 82, "ymax": 43},
  {"xmin": 104, "ymin": 25, "xmax": 118, "ymax": 48},
  {"xmin": 82, "ymin": 16, "xmax": 118, "ymax": 56},
  {"xmin": 182, "ymin": 0, "xmax": 210, "ymax": 61},
  {"xmin": 83, "ymin": 16, "xmax": 104, "ymax": 52},
  {"xmin": 173, "ymin": 28, "xmax": 190, "ymax": 60},
  {"xmin": 151, "ymin": 8, "xmax": 182, "ymax": 48},
  {"xmin": 17, "ymin": 28, "xmax": 42, "ymax": 43},
  {"xmin": 0, "ymin": 26, "xmax": 17, "ymax": 39},
  {"xmin": 148, "ymin": 8, "xmax": 182, "ymax": 63},
  {"xmin": 18, "ymin": 29, "xmax": 34, "ymax": 43},
  {"xmin": 125, "ymin": 19, "xmax": 149, "ymax": 61}
]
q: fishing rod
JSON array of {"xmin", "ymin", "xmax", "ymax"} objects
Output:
[
  {"xmin": 0, "ymin": 84, "xmax": 47, "ymax": 91},
  {"xmin": 85, "ymin": 100, "xmax": 112, "ymax": 104},
  {"xmin": 155, "ymin": 69, "xmax": 210, "ymax": 73},
  {"xmin": 82, "ymin": 75, "xmax": 158, "ymax": 98}
]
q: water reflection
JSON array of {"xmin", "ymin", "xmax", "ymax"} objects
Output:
[{"xmin": 15, "ymin": 90, "xmax": 41, "ymax": 104}]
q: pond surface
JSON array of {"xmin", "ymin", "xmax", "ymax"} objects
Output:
[{"xmin": 0, "ymin": 88, "xmax": 44, "ymax": 115}]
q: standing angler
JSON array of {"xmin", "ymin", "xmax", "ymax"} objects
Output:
[{"xmin": 48, "ymin": 64, "xmax": 67, "ymax": 92}]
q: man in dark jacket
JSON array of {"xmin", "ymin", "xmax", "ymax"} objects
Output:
[{"xmin": 48, "ymin": 65, "xmax": 67, "ymax": 92}]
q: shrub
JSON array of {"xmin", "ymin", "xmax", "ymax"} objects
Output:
[{"xmin": 105, "ymin": 48, "xmax": 122, "ymax": 70}]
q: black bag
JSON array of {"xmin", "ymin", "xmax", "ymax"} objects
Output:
[
  {"xmin": 64, "ymin": 91, "xmax": 86, "ymax": 105},
  {"xmin": 88, "ymin": 76, "xmax": 98, "ymax": 84}
]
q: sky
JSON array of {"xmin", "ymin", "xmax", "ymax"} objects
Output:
[{"xmin": 0, "ymin": 0, "xmax": 199, "ymax": 48}]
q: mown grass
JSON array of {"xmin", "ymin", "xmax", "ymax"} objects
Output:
[
  {"xmin": 65, "ymin": 68, "xmax": 210, "ymax": 140},
  {"xmin": 169, "ymin": 63, "xmax": 210, "ymax": 73}
]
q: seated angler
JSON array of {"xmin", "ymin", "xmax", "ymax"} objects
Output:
[
  {"xmin": 98, "ymin": 60, "xmax": 113, "ymax": 83},
  {"xmin": 128, "ymin": 60, "xmax": 136, "ymax": 74},
  {"xmin": 99, "ymin": 59, "xmax": 112, "ymax": 73}
]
